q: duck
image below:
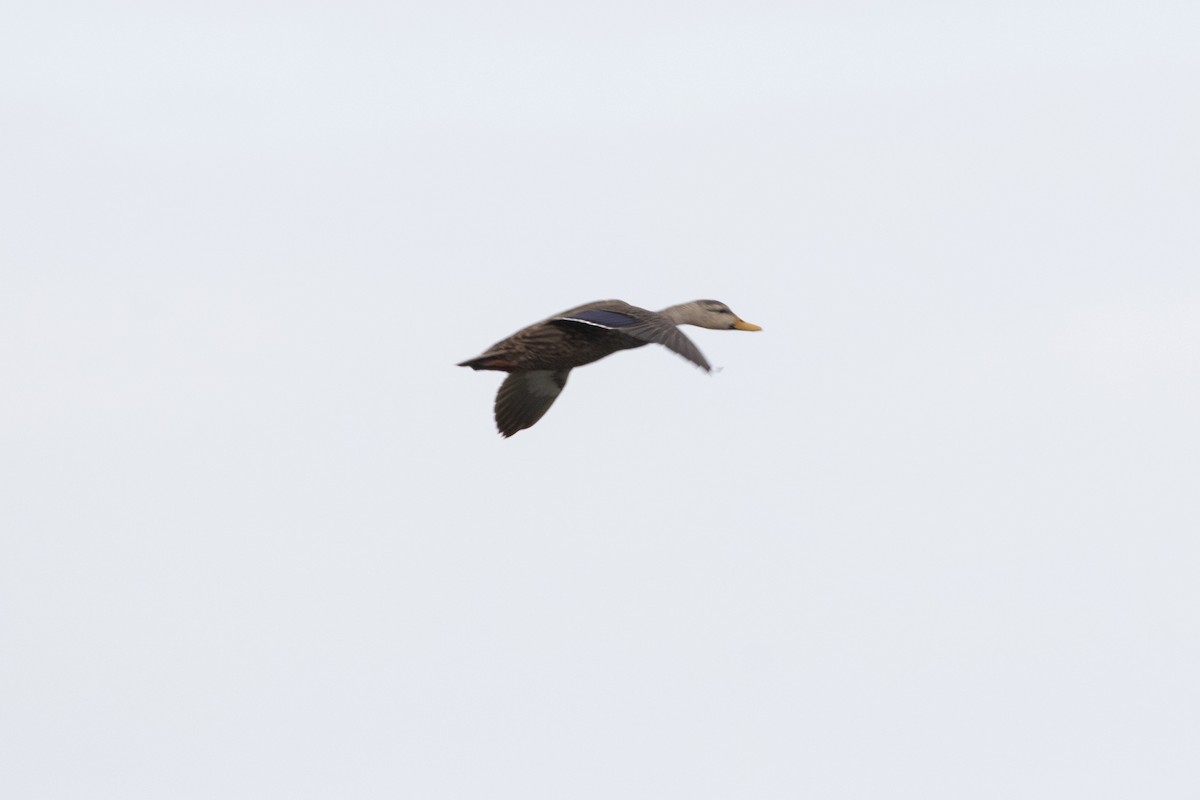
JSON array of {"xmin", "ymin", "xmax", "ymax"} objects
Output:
[{"xmin": 458, "ymin": 299, "xmax": 761, "ymax": 437}]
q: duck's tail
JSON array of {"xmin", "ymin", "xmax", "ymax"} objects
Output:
[{"xmin": 457, "ymin": 354, "xmax": 518, "ymax": 371}]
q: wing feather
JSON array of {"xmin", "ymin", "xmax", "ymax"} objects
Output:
[
  {"xmin": 493, "ymin": 370, "xmax": 570, "ymax": 437},
  {"xmin": 553, "ymin": 301, "xmax": 711, "ymax": 371}
]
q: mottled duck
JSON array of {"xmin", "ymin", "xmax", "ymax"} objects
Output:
[{"xmin": 458, "ymin": 299, "xmax": 760, "ymax": 437}]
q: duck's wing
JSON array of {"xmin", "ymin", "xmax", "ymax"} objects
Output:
[
  {"xmin": 494, "ymin": 370, "xmax": 571, "ymax": 437},
  {"xmin": 552, "ymin": 301, "xmax": 711, "ymax": 372}
]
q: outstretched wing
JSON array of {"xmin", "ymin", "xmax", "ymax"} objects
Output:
[
  {"xmin": 553, "ymin": 302, "xmax": 711, "ymax": 371},
  {"xmin": 494, "ymin": 370, "xmax": 570, "ymax": 437}
]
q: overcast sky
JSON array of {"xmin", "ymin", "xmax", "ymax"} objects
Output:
[{"xmin": 3, "ymin": 2, "xmax": 1199, "ymax": 798}]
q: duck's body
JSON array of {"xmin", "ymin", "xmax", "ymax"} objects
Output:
[{"xmin": 458, "ymin": 299, "xmax": 760, "ymax": 437}]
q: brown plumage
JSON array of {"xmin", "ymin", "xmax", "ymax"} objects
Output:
[{"xmin": 458, "ymin": 299, "xmax": 761, "ymax": 437}]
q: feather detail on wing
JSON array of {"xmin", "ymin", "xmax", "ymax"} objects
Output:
[
  {"xmin": 494, "ymin": 370, "xmax": 570, "ymax": 437},
  {"xmin": 617, "ymin": 319, "xmax": 711, "ymax": 371},
  {"xmin": 552, "ymin": 301, "xmax": 711, "ymax": 372},
  {"xmin": 554, "ymin": 309, "xmax": 640, "ymax": 328}
]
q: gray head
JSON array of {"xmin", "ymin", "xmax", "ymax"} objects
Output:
[{"xmin": 660, "ymin": 299, "xmax": 763, "ymax": 331}]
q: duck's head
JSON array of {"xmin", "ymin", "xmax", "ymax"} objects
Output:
[{"xmin": 663, "ymin": 300, "xmax": 762, "ymax": 331}]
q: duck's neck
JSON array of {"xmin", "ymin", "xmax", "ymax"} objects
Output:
[{"xmin": 658, "ymin": 301, "xmax": 702, "ymax": 326}]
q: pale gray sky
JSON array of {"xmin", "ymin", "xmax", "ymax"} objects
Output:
[{"xmin": 3, "ymin": 2, "xmax": 1199, "ymax": 797}]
